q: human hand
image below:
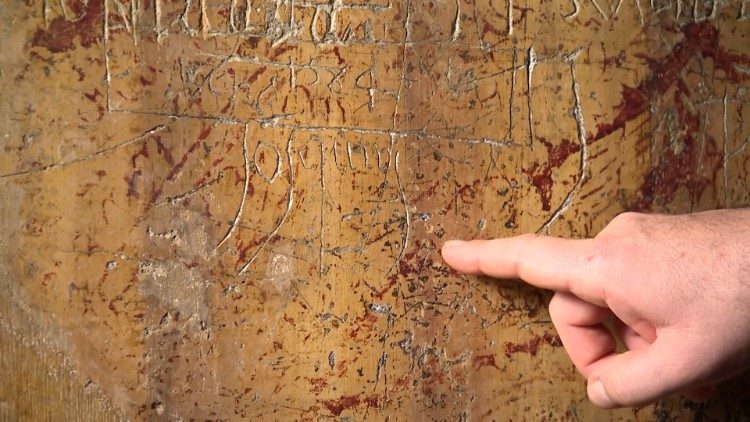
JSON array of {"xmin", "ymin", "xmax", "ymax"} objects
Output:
[{"xmin": 441, "ymin": 210, "xmax": 750, "ymax": 408}]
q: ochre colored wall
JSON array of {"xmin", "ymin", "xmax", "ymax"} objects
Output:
[{"xmin": 1, "ymin": 0, "xmax": 749, "ymax": 419}]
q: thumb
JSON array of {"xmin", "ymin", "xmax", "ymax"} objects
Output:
[{"xmin": 587, "ymin": 336, "xmax": 690, "ymax": 408}]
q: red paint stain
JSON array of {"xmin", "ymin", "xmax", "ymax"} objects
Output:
[
  {"xmin": 504, "ymin": 332, "xmax": 562, "ymax": 357},
  {"xmin": 590, "ymin": 22, "xmax": 748, "ymax": 210},
  {"xmin": 331, "ymin": 47, "xmax": 345, "ymax": 65},
  {"xmin": 83, "ymin": 89, "xmax": 102, "ymax": 102},
  {"xmin": 247, "ymin": 66, "xmax": 267, "ymax": 84},
  {"xmin": 472, "ymin": 354, "xmax": 500, "ymax": 370},
  {"xmin": 591, "ymin": 22, "xmax": 748, "ymax": 143},
  {"xmin": 308, "ymin": 377, "xmax": 328, "ymax": 394},
  {"xmin": 130, "ymin": 142, "xmax": 150, "ymax": 167},
  {"xmin": 373, "ymin": 246, "xmax": 432, "ymax": 299},
  {"xmin": 481, "ymin": 22, "xmax": 505, "ymax": 38},
  {"xmin": 418, "ymin": 354, "xmax": 449, "ymax": 396},
  {"xmin": 523, "ymin": 138, "xmax": 580, "ymax": 211},
  {"xmin": 124, "ymin": 170, "xmax": 142, "ymax": 198},
  {"xmin": 394, "ymin": 375, "xmax": 411, "ymax": 391},
  {"xmin": 166, "ymin": 140, "xmax": 201, "ymax": 181},
  {"xmin": 412, "ymin": 180, "xmax": 441, "ymax": 204},
  {"xmin": 321, "ymin": 394, "xmax": 360, "ymax": 416},
  {"xmin": 364, "ymin": 395, "xmax": 379, "ymax": 407},
  {"xmin": 336, "ymin": 99, "xmax": 346, "ymax": 122},
  {"xmin": 269, "ymin": 44, "xmax": 295, "ymax": 60},
  {"xmin": 31, "ymin": 0, "xmax": 103, "ymax": 53},
  {"xmin": 298, "ymin": 86, "xmax": 314, "ymax": 112},
  {"xmin": 515, "ymin": 22, "xmax": 748, "ymax": 212},
  {"xmin": 198, "ymin": 124, "xmax": 213, "ymax": 140},
  {"xmin": 349, "ymin": 311, "xmax": 378, "ymax": 339},
  {"xmin": 154, "ymin": 136, "xmax": 174, "ymax": 166}
]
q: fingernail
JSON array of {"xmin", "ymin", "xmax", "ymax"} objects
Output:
[
  {"xmin": 442, "ymin": 240, "xmax": 466, "ymax": 249},
  {"xmin": 588, "ymin": 379, "xmax": 616, "ymax": 409}
]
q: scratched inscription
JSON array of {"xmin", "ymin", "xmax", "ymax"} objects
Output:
[{"xmin": 1, "ymin": 0, "xmax": 750, "ymax": 419}]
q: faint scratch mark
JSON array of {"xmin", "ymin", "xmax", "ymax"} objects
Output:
[
  {"xmin": 526, "ymin": 47, "xmax": 537, "ymax": 148},
  {"xmin": 393, "ymin": 137, "xmax": 410, "ymax": 265},
  {"xmin": 589, "ymin": 0, "xmax": 609, "ymax": 20},
  {"xmin": 508, "ymin": 0, "xmax": 514, "ymax": 35},
  {"xmin": 635, "ymin": 0, "xmax": 645, "ymax": 26},
  {"xmin": 238, "ymin": 132, "xmax": 296, "ymax": 274},
  {"xmin": 0, "ymin": 123, "xmax": 170, "ymax": 179},
  {"xmin": 216, "ymin": 124, "xmax": 250, "ymax": 250},
  {"xmin": 538, "ymin": 51, "xmax": 588, "ymax": 233},
  {"xmin": 452, "ymin": 0, "xmax": 461, "ymax": 41},
  {"xmin": 158, "ymin": 172, "xmax": 224, "ymax": 207},
  {"xmin": 564, "ymin": 0, "xmax": 580, "ymax": 19},
  {"xmin": 319, "ymin": 136, "xmax": 325, "ymax": 279}
]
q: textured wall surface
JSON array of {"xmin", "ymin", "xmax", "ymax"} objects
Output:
[{"xmin": 1, "ymin": 0, "xmax": 750, "ymax": 419}]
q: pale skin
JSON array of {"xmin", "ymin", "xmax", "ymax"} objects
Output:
[{"xmin": 441, "ymin": 209, "xmax": 750, "ymax": 408}]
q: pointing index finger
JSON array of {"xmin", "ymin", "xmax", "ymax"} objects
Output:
[{"xmin": 441, "ymin": 234, "xmax": 604, "ymax": 302}]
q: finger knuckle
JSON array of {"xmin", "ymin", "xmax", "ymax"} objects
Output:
[
  {"xmin": 602, "ymin": 212, "xmax": 656, "ymax": 243},
  {"xmin": 586, "ymin": 236, "xmax": 642, "ymax": 304},
  {"xmin": 584, "ymin": 237, "xmax": 615, "ymax": 276},
  {"xmin": 610, "ymin": 211, "xmax": 645, "ymax": 228},
  {"xmin": 593, "ymin": 225, "xmax": 641, "ymax": 266}
]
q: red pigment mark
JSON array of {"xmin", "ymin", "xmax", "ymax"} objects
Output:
[
  {"xmin": 512, "ymin": 5, "xmax": 533, "ymax": 28},
  {"xmin": 130, "ymin": 142, "xmax": 150, "ymax": 167},
  {"xmin": 419, "ymin": 354, "xmax": 449, "ymax": 396},
  {"xmin": 246, "ymin": 37, "xmax": 260, "ymax": 50},
  {"xmin": 590, "ymin": 22, "xmax": 748, "ymax": 143},
  {"xmin": 337, "ymin": 99, "xmax": 346, "ymax": 122},
  {"xmin": 31, "ymin": 0, "xmax": 103, "ymax": 53},
  {"xmin": 198, "ymin": 124, "xmax": 213, "ymax": 140},
  {"xmin": 281, "ymin": 96, "xmax": 289, "ymax": 113},
  {"xmin": 247, "ymin": 66, "xmax": 267, "ymax": 84},
  {"xmin": 84, "ymin": 89, "xmax": 102, "ymax": 102},
  {"xmin": 589, "ymin": 22, "xmax": 748, "ymax": 210},
  {"xmin": 374, "ymin": 274, "xmax": 398, "ymax": 299},
  {"xmin": 166, "ymin": 140, "xmax": 201, "ymax": 181},
  {"xmin": 269, "ymin": 44, "xmax": 295, "ymax": 60},
  {"xmin": 71, "ymin": 64, "xmax": 85, "ymax": 81},
  {"xmin": 456, "ymin": 178, "xmax": 482, "ymax": 203},
  {"xmin": 308, "ymin": 377, "xmax": 328, "ymax": 394},
  {"xmin": 481, "ymin": 22, "xmax": 505, "ymax": 38},
  {"xmin": 504, "ymin": 332, "xmax": 562, "ymax": 358},
  {"xmin": 515, "ymin": 22, "xmax": 748, "ymax": 211},
  {"xmin": 394, "ymin": 375, "xmax": 410, "ymax": 390},
  {"xmin": 298, "ymin": 86, "xmax": 314, "ymax": 112},
  {"xmin": 600, "ymin": 49, "xmax": 626, "ymax": 73},
  {"xmin": 331, "ymin": 47, "xmax": 345, "ymax": 65},
  {"xmin": 412, "ymin": 180, "xmax": 441, "ymax": 204},
  {"xmin": 154, "ymin": 136, "xmax": 174, "ymax": 166},
  {"xmin": 348, "ymin": 311, "xmax": 378, "ymax": 339},
  {"xmin": 124, "ymin": 170, "xmax": 142, "ymax": 198},
  {"xmin": 523, "ymin": 138, "xmax": 580, "ymax": 211},
  {"xmin": 364, "ymin": 395, "xmax": 379, "ymax": 407},
  {"xmin": 149, "ymin": 181, "xmax": 163, "ymax": 205},
  {"xmin": 373, "ymin": 246, "xmax": 434, "ymax": 299},
  {"xmin": 321, "ymin": 394, "xmax": 360, "ymax": 416},
  {"xmin": 472, "ymin": 354, "xmax": 500, "ymax": 370}
]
